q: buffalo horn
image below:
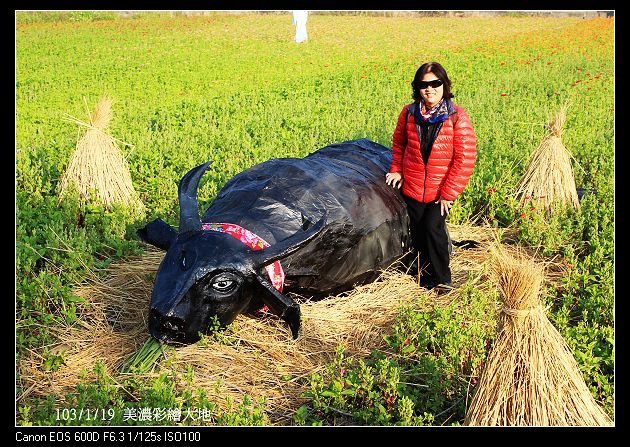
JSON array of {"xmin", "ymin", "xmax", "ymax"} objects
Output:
[{"xmin": 178, "ymin": 161, "xmax": 212, "ymax": 233}]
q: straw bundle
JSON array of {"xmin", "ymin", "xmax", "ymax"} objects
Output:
[
  {"xmin": 515, "ymin": 104, "xmax": 580, "ymax": 211},
  {"xmin": 58, "ymin": 97, "xmax": 143, "ymax": 210},
  {"xmin": 464, "ymin": 246, "xmax": 612, "ymax": 426}
]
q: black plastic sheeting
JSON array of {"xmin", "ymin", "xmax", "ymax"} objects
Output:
[
  {"xmin": 138, "ymin": 138, "xmax": 412, "ymax": 343},
  {"xmin": 204, "ymin": 138, "xmax": 411, "ymax": 296}
]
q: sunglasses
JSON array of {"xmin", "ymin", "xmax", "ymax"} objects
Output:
[{"xmin": 416, "ymin": 79, "xmax": 443, "ymax": 89}]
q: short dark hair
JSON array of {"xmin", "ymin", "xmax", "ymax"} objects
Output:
[{"xmin": 411, "ymin": 62, "xmax": 454, "ymax": 101}]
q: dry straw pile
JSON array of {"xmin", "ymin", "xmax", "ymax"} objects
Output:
[
  {"xmin": 515, "ymin": 104, "xmax": 580, "ymax": 212},
  {"xmin": 18, "ymin": 247, "xmax": 426, "ymax": 423},
  {"xmin": 17, "ymin": 223, "xmax": 573, "ymax": 425},
  {"xmin": 464, "ymin": 245, "xmax": 612, "ymax": 426},
  {"xmin": 17, "ymin": 224, "xmax": 498, "ymax": 423},
  {"xmin": 58, "ymin": 97, "xmax": 143, "ymax": 211}
]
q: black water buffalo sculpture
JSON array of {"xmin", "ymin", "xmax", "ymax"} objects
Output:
[{"xmin": 138, "ymin": 138, "xmax": 412, "ymax": 344}]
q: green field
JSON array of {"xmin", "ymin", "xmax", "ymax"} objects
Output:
[{"xmin": 16, "ymin": 12, "xmax": 614, "ymax": 426}]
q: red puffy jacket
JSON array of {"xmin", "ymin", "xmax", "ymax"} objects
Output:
[{"xmin": 390, "ymin": 102, "xmax": 477, "ymax": 203}]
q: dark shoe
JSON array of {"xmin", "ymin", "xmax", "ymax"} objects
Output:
[
  {"xmin": 432, "ymin": 282, "xmax": 454, "ymax": 294},
  {"xmin": 420, "ymin": 278, "xmax": 437, "ymax": 290},
  {"xmin": 419, "ymin": 275, "xmax": 449, "ymax": 289}
]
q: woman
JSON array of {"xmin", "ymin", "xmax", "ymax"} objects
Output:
[{"xmin": 385, "ymin": 62, "xmax": 477, "ymax": 290}]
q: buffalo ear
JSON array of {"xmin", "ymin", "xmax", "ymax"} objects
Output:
[
  {"xmin": 255, "ymin": 274, "xmax": 301, "ymax": 339},
  {"xmin": 137, "ymin": 218, "xmax": 177, "ymax": 250},
  {"xmin": 250, "ymin": 213, "xmax": 327, "ymax": 267}
]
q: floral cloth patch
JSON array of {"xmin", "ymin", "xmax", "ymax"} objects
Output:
[{"xmin": 201, "ymin": 222, "xmax": 285, "ymax": 314}]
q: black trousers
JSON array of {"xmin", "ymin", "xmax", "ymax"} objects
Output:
[{"xmin": 403, "ymin": 195, "xmax": 451, "ymax": 285}]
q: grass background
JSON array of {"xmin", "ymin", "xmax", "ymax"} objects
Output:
[{"xmin": 15, "ymin": 11, "xmax": 614, "ymax": 425}]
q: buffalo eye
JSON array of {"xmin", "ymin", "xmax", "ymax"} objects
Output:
[{"xmin": 210, "ymin": 273, "xmax": 239, "ymax": 293}]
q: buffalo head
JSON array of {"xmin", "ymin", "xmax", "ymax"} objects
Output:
[{"xmin": 138, "ymin": 162, "xmax": 325, "ymax": 344}]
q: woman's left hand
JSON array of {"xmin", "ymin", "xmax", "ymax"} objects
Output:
[{"xmin": 435, "ymin": 197, "xmax": 453, "ymax": 216}]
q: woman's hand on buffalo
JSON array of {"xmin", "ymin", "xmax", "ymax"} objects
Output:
[{"xmin": 385, "ymin": 172, "xmax": 403, "ymax": 189}]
